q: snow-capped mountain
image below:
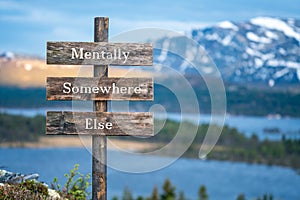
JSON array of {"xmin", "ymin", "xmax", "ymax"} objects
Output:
[
  {"xmin": 0, "ymin": 51, "xmax": 15, "ymax": 60},
  {"xmin": 153, "ymin": 17, "xmax": 300, "ymax": 86}
]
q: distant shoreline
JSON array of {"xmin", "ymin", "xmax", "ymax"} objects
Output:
[
  {"xmin": 1, "ymin": 107, "xmax": 300, "ymax": 120},
  {"xmin": 0, "ymin": 136, "xmax": 156, "ymax": 152}
]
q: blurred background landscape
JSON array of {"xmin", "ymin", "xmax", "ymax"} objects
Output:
[{"xmin": 0, "ymin": 0, "xmax": 300, "ymax": 199}]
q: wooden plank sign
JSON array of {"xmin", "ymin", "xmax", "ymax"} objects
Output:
[
  {"xmin": 46, "ymin": 17, "xmax": 154, "ymax": 200},
  {"xmin": 46, "ymin": 77, "xmax": 153, "ymax": 101},
  {"xmin": 46, "ymin": 111, "xmax": 153, "ymax": 136},
  {"xmin": 47, "ymin": 42, "xmax": 153, "ymax": 66}
]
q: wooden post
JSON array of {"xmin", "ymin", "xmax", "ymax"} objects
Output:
[
  {"xmin": 93, "ymin": 17, "xmax": 108, "ymax": 200},
  {"xmin": 46, "ymin": 17, "xmax": 154, "ymax": 200}
]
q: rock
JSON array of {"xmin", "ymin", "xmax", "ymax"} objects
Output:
[
  {"xmin": 48, "ymin": 188, "xmax": 61, "ymax": 200},
  {"xmin": 0, "ymin": 169, "xmax": 39, "ymax": 184},
  {"xmin": 0, "ymin": 169, "xmax": 63, "ymax": 199}
]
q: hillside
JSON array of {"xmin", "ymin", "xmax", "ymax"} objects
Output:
[
  {"xmin": 1, "ymin": 17, "xmax": 300, "ymax": 117},
  {"xmin": 1, "ymin": 113, "xmax": 299, "ymax": 170},
  {"xmin": 1, "ymin": 83, "xmax": 300, "ymax": 117},
  {"xmin": 153, "ymin": 17, "xmax": 300, "ymax": 86}
]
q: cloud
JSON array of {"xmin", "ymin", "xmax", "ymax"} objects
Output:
[
  {"xmin": 111, "ymin": 18, "xmax": 211, "ymax": 35},
  {"xmin": 1, "ymin": 0, "xmax": 299, "ymax": 56},
  {"xmin": 1, "ymin": 10, "xmax": 63, "ymax": 24},
  {"xmin": 0, "ymin": 1, "xmax": 56, "ymax": 23},
  {"xmin": 0, "ymin": 0, "xmax": 20, "ymax": 10},
  {"xmin": 0, "ymin": 0, "xmax": 88, "ymax": 26},
  {"xmin": 50, "ymin": 27, "xmax": 90, "ymax": 41}
]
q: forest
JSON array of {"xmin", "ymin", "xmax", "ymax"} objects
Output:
[
  {"xmin": 1, "ymin": 84, "xmax": 300, "ymax": 117},
  {"xmin": 0, "ymin": 113, "xmax": 299, "ymax": 170}
]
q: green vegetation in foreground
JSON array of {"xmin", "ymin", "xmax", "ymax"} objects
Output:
[
  {"xmin": 51, "ymin": 164, "xmax": 90, "ymax": 200},
  {"xmin": 0, "ymin": 164, "xmax": 90, "ymax": 200},
  {"xmin": 113, "ymin": 178, "xmax": 276, "ymax": 200},
  {"xmin": 0, "ymin": 113, "xmax": 299, "ymax": 170},
  {"xmin": 0, "ymin": 180, "xmax": 49, "ymax": 200},
  {"xmin": 0, "ymin": 165, "xmax": 278, "ymax": 200}
]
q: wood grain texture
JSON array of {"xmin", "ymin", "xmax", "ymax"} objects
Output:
[
  {"xmin": 46, "ymin": 111, "xmax": 154, "ymax": 136},
  {"xmin": 47, "ymin": 42, "xmax": 152, "ymax": 66},
  {"xmin": 46, "ymin": 77, "xmax": 153, "ymax": 101},
  {"xmin": 93, "ymin": 17, "xmax": 108, "ymax": 200}
]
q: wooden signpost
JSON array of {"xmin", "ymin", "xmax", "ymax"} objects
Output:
[
  {"xmin": 47, "ymin": 42, "xmax": 152, "ymax": 65},
  {"xmin": 47, "ymin": 112, "xmax": 153, "ymax": 136},
  {"xmin": 46, "ymin": 17, "xmax": 153, "ymax": 200},
  {"xmin": 46, "ymin": 77, "xmax": 153, "ymax": 101}
]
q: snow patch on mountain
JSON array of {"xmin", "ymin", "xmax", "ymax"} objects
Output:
[
  {"xmin": 254, "ymin": 58, "xmax": 263, "ymax": 68},
  {"xmin": 222, "ymin": 34, "xmax": 233, "ymax": 46},
  {"xmin": 265, "ymin": 31, "xmax": 279, "ymax": 40},
  {"xmin": 217, "ymin": 21, "xmax": 239, "ymax": 31},
  {"xmin": 267, "ymin": 60, "xmax": 300, "ymax": 69},
  {"xmin": 250, "ymin": 17, "xmax": 300, "ymax": 42},
  {"xmin": 0, "ymin": 51, "xmax": 14, "ymax": 60},
  {"xmin": 274, "ymin": 68, "xmax": 290, "ymax": 79},
  {"xmin": 153, "ymin": 17, "xmax": 300, "ymax": 85},
  {"xmin": 246, "ymin": 32, "xmax": 272, "ymax": 43}
]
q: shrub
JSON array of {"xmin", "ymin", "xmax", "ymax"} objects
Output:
[{"xmin": 51, "ymin": 164, "xmax": 90, "ymax": 200}]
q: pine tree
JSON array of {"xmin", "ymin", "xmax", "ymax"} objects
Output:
[
  {"xmin": 263, "ymin": 194, "xmax": 268, "ymax": 200},
  {"xmin": 261, "ymin": 194, "xmax": 273, "ymax": 200},
  {"xmin": 161, "ymin": 179, "xmax": 176, "ymax": 200},
  {"xmin": 122, "ymin": 187, "xmax": 133, "ymax": 200},
  {"xmin": 151, "ymin": 186, "xmax": 159, "ymax": 200},
  {"xmin": 236, "ymin": 194, "xmax": 246, "ymax": 200},
  {"xmin": 178, "ymin": 191, "xmax": 185, "ymax": 200},
  {"xmin": 198, "ymin": 185, "xmax": 208, "ymax": 200}
]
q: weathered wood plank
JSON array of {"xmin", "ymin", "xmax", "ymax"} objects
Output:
[
  {"xmin": 46, "ymin": 111, "xmax": 153, "ymax": 136},
  {"xmin": 46, "ymin": 77, "xmax": 153, "ymax": 101},
  {"xmin": 47, "ymin": 42, "xmax": 153, "ymax": 66},
  {"xmin": 93, "ymin": 17, "xmax": 108, "ymax": 200}
]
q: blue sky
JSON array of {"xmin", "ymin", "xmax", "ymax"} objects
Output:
[{"xmin": 1, "ymin": 0, "xmax": 300, "ymax": 56}]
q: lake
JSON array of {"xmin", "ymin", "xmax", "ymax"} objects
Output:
[
  {"xmin": 0, "ymin": 148, "xmax": 299, "ymax": 200},
  {"xmin": 1, "ymin": 108, "xmax": 300, "ymax": 140},
  {"xmin": 1, "ymin": 108, "xmax": 300, "ymax": 199}
]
